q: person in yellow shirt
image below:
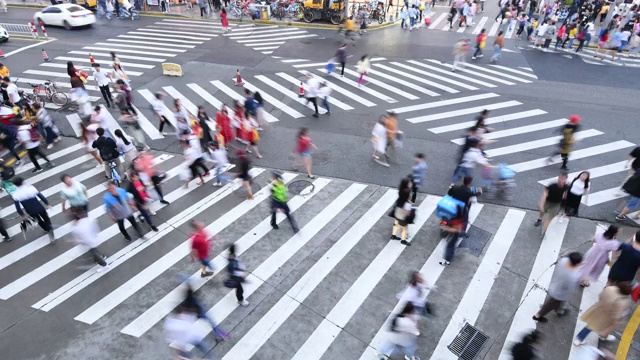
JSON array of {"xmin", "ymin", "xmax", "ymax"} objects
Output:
[
  {"xmin": 599, "ymin": 4, "xmax": 610, "ymax": 24},
  {"xmin": 0, "ymin": 64, "xmax": 9, "ymax": 78},
  {"xmin": 562, "ymin": 25, "xmax": 578, "ymax": 48}
]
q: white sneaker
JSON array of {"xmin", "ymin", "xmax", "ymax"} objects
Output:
[
  {"xmin": 573, "ymin": 338, "xmax": 584, "ymax": 346},
  {"xmin": 238, "ymin": 300, "xmax": 249, "ymax": 306},
  {"xmin": 47, "ymin": 144, "xmax": 54, "ymax": 149},
  {"xmin": 599, "ymin": 334, "xmax": 616, "ymax": 341}
]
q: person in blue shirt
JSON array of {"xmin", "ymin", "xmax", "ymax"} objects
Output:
[
  {"xmin": 243, "ymin": 89, "xmax": 258, "ymax": 122},
  {"xmin": 103, "ymin": 181, "xmax": 143, "ymax": 241},
  {"xmin": 410, "ymin": 153, "xmax": 427, "ymax": 203}
]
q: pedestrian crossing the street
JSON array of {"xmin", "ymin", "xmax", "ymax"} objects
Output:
[
  {"xmin": 389, "ymin": 89, "xmax": 637, "ymax": 208},
  {"xmin": 1, "ymin": 148, "xmax": 638, "ymax": 359}
]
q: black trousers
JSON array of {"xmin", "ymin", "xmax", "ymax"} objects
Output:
[
  {"xmin": 411, "ymin": 182, "xmax": 418, "ymax": 203},
  {"xmin": 99, "ymin": 85, "xmax": 112, "ymax": 107},
  {"xmin": 127, "ymin": 102, "xmax": 137, "ymax": 115},
  {"xmin": 271, "ymin": 201, "xmax": 298, "ymax": 230},
  {"xmin": 27, "ymin": 147, "xmax": 50, "ymax": 170},
  {"xmin": 189, "ymin": 158, "xmax": 208, "ymax": 179},
  {"xmin": 200, "ymin": 6, "xmax": 207, "ymax": 16},
  {"xmin": 306, "ymin": 97, "xmax": 319, "ymax": 115},
  {"xmin": 32, "ymin": 211, "xmax": 52, "ymax": 232},
  {"xmin": 89, "ymin": 248, "xmax": 107, "ymax": 266},
  {"xmin": 151, "ymin": 174, "xmax": 165, "ymax": 200},
  {"xmin": 233, "ymin": 279, "xmax": 244, "ymax": 301},
  {"xmin": 117, "ymin": 215, "xmax": 142, "ymax": 239},
  {"xmin": 158, "ymin": 115, "xmax": 170, "ymax": 132},
  {"xmin": 0, "ymin": 219, "xmax": 8, "ymax": 238},
  {"xmin": 340, "ymin": 61, "xmax": 346, "ymax": 75}
]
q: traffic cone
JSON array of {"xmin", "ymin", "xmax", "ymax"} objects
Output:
[
  {"xmin": 41, "ymin": 48, "xmax": 50, "ymax": 62},
  {"xmin": 298, "ymin": 81, "xmax": 304, "ymax": 98},
  {"xmin": 234, "ymin": 69, "xmax": 244, "ymax": 87},
  {"xmin": 89, "ymin": 53, "xmax": 95, "ymax": 64},
  {"xmin": 0, "ymin": 49, "xmax": 4, "ymax": 59}
]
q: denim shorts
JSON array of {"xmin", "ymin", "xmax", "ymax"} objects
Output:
[
  {"xmin": 627, "ymin": 196, "xmax": 640, "ymax": 210},
  {"xmin": 199, "ymin": 258, "xmax": 211, "ymax": 266},
  {"xmin": 299, "ymin": 151, "xmax": 311, "ymax": 157}
]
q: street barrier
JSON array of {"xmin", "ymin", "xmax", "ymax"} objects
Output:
[
  {"xmin": 38, "ymin": 22, "xmax": 47, "ymax": 37},
  {"xmin": 29, "ymin": 21, "xmax": 38, "ymax": 38},
  {"xmin": 0, "ymin": 23, "xmax": 33, "ymax": 35},
  {"xmin": 161, "ymin": 63, "xmax": 183, "ymax": 77}
]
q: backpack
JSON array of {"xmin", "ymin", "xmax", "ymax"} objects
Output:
[
  {"xmin": 436, "ymin": 195, "xmax": 466, "ymax": 220},
  {"xmin": 29, "ymin": 127, "xmax": 40, "ymax": 142}
]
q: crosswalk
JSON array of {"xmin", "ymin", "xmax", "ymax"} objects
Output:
[
  {"xmin": 220, "ymin": 23, "xmax": 318, "ymax": 54},
  {"xmin": 537, "ymin": 45, "xmax": 640, "ymax": 68},
  {"xmin": 1, "ymin": 145, "xmax": 638, "ymax": 359},
  {"xmin": 388, "ymin": 89, "xmax": 637, "ymax": 208}
]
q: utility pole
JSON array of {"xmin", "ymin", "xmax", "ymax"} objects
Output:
[{"xmin": 602, "ymin": 0, "xmax": 621, "ymax": 30}]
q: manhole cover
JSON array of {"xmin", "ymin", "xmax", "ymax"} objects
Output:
[
  {"xmin": 458, "ymin": 225, "xmax": 491, "ymax": 257},
  {"xmin": 448, "ymin": 322, "xmax": 489, "ymax": 360},
  {"xmin": 312, "ymin": 151, "xmax": 329, "ymax": 165}
]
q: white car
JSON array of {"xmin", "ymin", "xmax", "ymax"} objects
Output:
[
  {"xmin": 0, "ymin": 26, "xmax": 8, "ymax": 42},
  {"xmin": 34, "ymin": 4, "xmax": 96, "ymax": 30}
]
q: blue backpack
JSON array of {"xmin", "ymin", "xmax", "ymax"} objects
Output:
[{"xmin": 436, "ymin": 195, "xmax": 466, "ymax": 220}]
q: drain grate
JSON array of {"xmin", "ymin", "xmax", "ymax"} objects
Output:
[
  {"xmin": 458, "ymin": 225, "xmax": 492, "ymax": 257},
  {"xmin": 448, "ymin": 323, "xmax": 489, "ymax": 360}
]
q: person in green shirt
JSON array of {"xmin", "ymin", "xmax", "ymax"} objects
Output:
[{"xmin": 270, "ymin": 172, "xmax": 299, "ymax": 233}]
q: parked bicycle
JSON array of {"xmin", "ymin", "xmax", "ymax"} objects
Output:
[{"xmin": 27, "ymin": 80, "xmax": 68, "ymax": 107}]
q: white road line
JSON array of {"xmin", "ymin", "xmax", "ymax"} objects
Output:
[
  {"xmin": 9, "ymin": 143, "xmax": 84, "ymax": 178},
  {"xmin": 498, "ymin": 219, "xmax": 570, "ymax": 360},
  {"xmin": 70, "ymin": 50, "xmax": 166, "ymax": 62},
  {"xmin": 209, "ymin": 80, "xmax": 280, "ymax": 122},
  {"xmin": 463, "ymin": 62, "xmax": 533, "ymax": 83},
  {"xmin": 429, "ymin": 109, "xmax": 547, "ymax": 134},
  {"xmin": 316, "ymin": 69, "xmax": 398, "ymax": 106},
  {"xmin": 32, "ymin": 166, "xmax": 247, "ymax": 313},
  {"xmin": 65, "ymin": 113, "xmax": 82, "ymax": 137},
  {"xmin": 106, "ymin": 38, "xmax": 196, "ymax": 49},
  {"xmin": 276, "ymin": 72, "xmax": 352, "ymax": 111},
  {"xmin": 538, "ymin": 161, "xmax": 627, "ymax": 186},
  {"xmin": 230, "ymin": 30, "xmax": 307, "ymax": 39},
  {"xmin": 73, "ymin": 170, "xmax": 276, "ymax": 324},
  {"xmin": 488, "ymin": 19, "xmax": 500, "ymax": 36},
  {"xmin": 510, "ymin": 141, "xmax": 636, "ymax": 172},
  {"xmin": 131, "ymin": 105, "xmax": 164, "ymax": 140},
  {"xmin": 83, "ymin": 46, "xmax": 177, "ymax": 58},
  {"xmin": 137, "ymin": 89, "xmax": 178, "ymax": 128},
  {"xmin": 360, "ymin": 204, "xmax": 484, "ymax": 360},
  {"xmin": 429, "ymin": 13, "xmax": 448, "ymax": 29},
  {"xmin": 94, "ymin": 42, "xmax": 187, "ymax": 53},
  {"xmin": 253, "ymin": 75, "xmax": 328, "ymax": 113},
  {"xmin": 472, "ymin": 16, "xmax": 488, "ymax": 34},
  {"xmin": 392, "ymin": 61, "xmax": 479, "ymax": 90},
  {"xmin": 117, "ymin": 35, "xmax": 202, "ymax": 45},
  {"xmin": 390, "ymin": 92, "xmax": 499, "ymax": 114},
  {"xmin": 261, "ymin": 51, "xmax": 273, "ymax": 54},
  {"xmin": 160, "ymin": 19, "xmax": 228, "ymax": 27},
  {"xmin": 341, "ymin": 68, "xmax": 419, "ymax": 100},
  {"xmin": 98, "ymin": 105, "xmax": 125, "ymax": 135},
  {"xmin": 489, "ymin": 64, "xmax": 539, "ymax": 79},
  {"xmin": 519, "ymin": 66, "xmax": 533, "ymax": 71},
  {"xmin": 407, "ymin": 60, "xmax": 497, "ymax": 88},
  {"xmin": 484, "ymin": 129, "xmax": 602, "ymax": 157},
  {"xmin": 374, "ymin": 63, "xmax": 459, "ymax": 93},
  {"xmin": 425, "ymin": 59, "xmax": 516, "ymax": 85},
  {"xmin": 2, "ymin": 38, "xmax": 56, "ymax": 57},
  {"xmin": 583, "ymin": 188, "xmax": 627, "ymax": 206},
  {"xmin": 222, "ymin": 189, "xmax": 398, "ymax": 359},
  {"xmin": 407, "ymin": 101, "xmax": 521, "ymax": 123},
  {"xmin": 161, "ymin": 86, "xmax": 199, "ymax": 115},
  {"xmin": 290, "ymin": 196, "xmax": 439, "ymax": 360},
  {"xmin": 281, "ymin": 59, "xmax": 309, "ymax": 63},
  {"xmin": 54, "ymin": 56, "xmax": 155, "ymax": 69},
  {"xmin": 121, "ymin": 177, "xmax": 330, "ymax": 338},
  {"xmin": 138, "ymin": 28, "xmax": 218, "ymax": 37},
  {"xmin": 433, "ymin": 209, "xmax": 526, "ymax": 359},
  {"xmin": 236, "ymin": 34, "xmax": 317, "ymax": 43},
  {"xmin": 245, "ymin": 41, "xmax": 285, "ymax": 47},
  {"xmin": 364, "ymin": 67, "xmax": 439, "ymax": 96},
  {"xmin": 568, "ymin": 227, "xmax": 610, "ymax": 360},
  {"xmin": 253, "ymin": 46, "xmax": 280, "ymax": 50},
  {"xmin": 187, "ymin": 83, "xmax": 223, "ymax": 110},
  {"xmin": 504, "ymin": 20, "xmax": 516, "ymax": 38},
  {"xmin": 451, "ymin": 119, "xmax": 568, "ymax": 144},
  {"xmin": 223, "ymin": 26, "xmax": 280, "ymax": 35},
  {"xmin": 25, "ymin": 69, "xmax": 136, "ymax": 81},
  {"xmin": 242, "ymin": 80, "xmax": 303, "ymax": 119},
  {"xmin": 0, "ymin": 161, "xmax": 190, "ymax": 301},
  {"xmin": 293, "ymin": 62, "xmax": 331, "ymax": 68},
  {"xmin": 184, "ymin": 183, "xmax": 368, "ymax": 349},
  {"xmin": 127, "ymin": 31, "xmax": 210, "ymax": 41},
  {"xmin": 38, "ymin": 63, "xmax": 146, "ymax": 77}
]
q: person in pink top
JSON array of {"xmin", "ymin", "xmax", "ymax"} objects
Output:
[
  {"xmin": 220, "ymin": 8, "xmax": 230, "ymax": 33},
  {"xmin": 133, "ymin": 152, "xmax": 170, "ymax": 205},
  {"xmin": 555, "ymin": 23, "xmax": 566, "ymax": 49},
  {"xmin": 578, "ymin": 225, "xmax": 620, "ymax": 287}
]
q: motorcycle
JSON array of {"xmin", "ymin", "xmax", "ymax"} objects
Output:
[{"xmin": 0, "ymin": 105, "xmax": 20, "ymax": 126}]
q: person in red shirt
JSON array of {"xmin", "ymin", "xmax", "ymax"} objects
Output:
[
  {"xmin": 190, "ymin": 221, "xmax": 214, "ymax": 277},
  {"xmin": 291, "ymin": 128, "xmax": 318, "ymax": 179}
]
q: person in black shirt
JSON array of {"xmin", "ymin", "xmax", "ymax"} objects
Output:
[
  {"xmin": 621, "ymin": 146, "xmax": 640, "ymax": 190},
  {"xmin": 440, "ymin": 176, "xmax": 481, "ymax": 265},
  {"xmin": 92, "ymin": 127, "xmax": 122, "ymax": 179},
  {"xmin": 511, "ymin": 330, "xmax": 540, "ymax": 360},
  {"xmin": 236, "ymin": 150, "xmax": 253, "ymax": 200},
  {"xmin": 535, "ymin": 173, "xmax": 568, "ymax": 238}
]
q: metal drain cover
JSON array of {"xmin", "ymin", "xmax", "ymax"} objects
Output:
[
  {"xmin": 458, "ymin": 225, "xmax": 492, "ymax": 257},
  {"xmin": 448, "ymin": 323, "xmax": 489, "ymax": 360}
]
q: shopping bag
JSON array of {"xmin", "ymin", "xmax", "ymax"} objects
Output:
[{"xmin": 425, "ymin": 17, "xmax": 431, "ymax": 25}]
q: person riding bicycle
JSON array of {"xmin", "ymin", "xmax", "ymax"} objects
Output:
[{"xmin": 92, "ymin": 127, "xmax": 122, "ymax": 180}]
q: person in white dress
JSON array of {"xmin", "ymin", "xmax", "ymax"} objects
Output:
[{"xmin": 372, "ymin": 117, "xmax": 388, "ymax": 166}]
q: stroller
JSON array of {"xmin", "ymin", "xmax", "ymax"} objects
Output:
[{"xmin": 481, "ymin": 163, "xmax": 516, "ymax": 200}]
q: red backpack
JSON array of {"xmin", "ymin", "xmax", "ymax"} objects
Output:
[{"xmin": 29, "ymin": 127, "xmax": 40, "ymax": 142}]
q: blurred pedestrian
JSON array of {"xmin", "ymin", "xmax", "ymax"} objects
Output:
[
  {"xmin": 33, "ymin": 102, "xmax": 60, "ymax": 149},
  {"xmin": 92, "ymin": 63, "xmax": 113, "ymax": 108},
  {"xmin": 371, "ymin": 117, "xmax": 388, "ymax": 167},
  {"xmin": 209, "ymin": 141, "xmax": 230, "ymax": 187},
  {"xmin": 220, "ymin": 7, "xmax": 230, "ymax": 32},
  {"xmin": 391, "ymin": 177, "xmax": 413, "ymax": 246},
  {"xmin": 574, "ymin": 283, "xmax": 631, "ymax": 345},
  {"xmin": 225, "ymin": 244, "xmax": 249, "ymax": 306},
  {"xmin": 151, "ymin": 92, "xmax": 175, "ymax": 135},
  {"xmin": 472, "ymin": 28, "xmax": 487, "ymax": 59},
  {"xmin": 114, "ymin": 129, "xmax": 138, "ymax": 180},
  {"xmin": 12, "ymin": 177, "xmax": 54, "ymax": 241},
  {"xmin": 397, "ymin": 271, "xmax": 435, "ymax": 317},
  {"xmin": 490, "ymin": 31, "xmax": 504, "ymax": 62},
  {"xmin": 532, "ymin": 252, "xmax": 582, "ymax": 322},
  {"xmin": 560, "ymin": 171, "xmax": 589, "ymax": 219},
  {"xmin": 375, "ymin": 302, "xmax": 420, "ymax": 360},
  {"xmin": 80, "ymin": 122, "xmax": 102, "ymax": 167},
  {"xmin": 17, "ymin": 120, "xmax": 54, "ymax": 173},
  {"xmin": 578, "ymin": 225, "xmax": 620, "ymax": 287},
  {"xmin": 189, "ymin": 220, "xmax": 214, "ymax": 277},
  {"xmin": 70, "ymin": 208, "xmax": 108, "ymax": 271},
  {"xmin": 127, "ymin": 172, "xmax": 159, "ymax": 232},
  {"xmin": 548, "ymin": 115, "xmax": 580, "ymax": 170},
  {"xmin": 357, "ymin": 54, "xmax": 370, "ymax": 87},
  {"xmin": 318, "ymin": 82, "xmax": 331, "ymax": 115},
  {"xmin": 292, "ymin": 128, "xmax": 318, "ymax": 179},
  {"xmin": 236, "ymin": 150, "xmax": 254, "ymax": 199},
  {"xmin": 452, "ymin": 37, "xmax": 470, "ymax": 71},
  {"xmin": 534, "ymin": 173, "xmax": 568, "ymax": 239},
  {"xmin": 510, "ymin": 330, "xmax": 540, "ymax": 360},
  {"xmin": 60, "ymin": 174, "xmax": 89, "ymax": 213},
  {"xmin": 181, "ymin": 283, "xmax": 229, "ymax": 341},
  {"xmin": 103, "ymin": 181, "xmax": 143, "ymax": 241},
  {"xmin": 164, "ymin": 305, "xmax": 214, "ymax": 360},
  {"xmin": 410, "ymin": 153, "xmax": 427, "ymax": 203},
  {"xmin": 616, "ymin": 171, "xmax": 640, "ymax": 221},
  {"xmin": 270, "ymin": 172, "xmax": 299, "ymax": 233},
  {"xmin": 607, "ymin": 231, "xmax": 640, "ymax": 284}
]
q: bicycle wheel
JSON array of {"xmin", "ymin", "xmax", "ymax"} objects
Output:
[
  {"xmin": 51, "ymin": 92, "xmax": 68, "ymax": 106},
  {"xmin": 287, "ymin": 179, "xmax": 315, "ymax": 196},
  {"xmin": 33, "ymin": 94, "xmax": 46, "ymax": 106}
]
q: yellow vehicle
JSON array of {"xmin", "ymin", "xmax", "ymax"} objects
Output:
[{"xmin": 302, "ymin": 0, "xmax": 344, "ymax": 24}]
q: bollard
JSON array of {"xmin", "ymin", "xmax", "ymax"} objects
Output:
[
  {"xmin": 38, "ymin": 22, "xmax": 48, "ymax": 38},
  {"xmin": 29, "ymin": 21, "xmax": 38, "ymax": 38}
]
